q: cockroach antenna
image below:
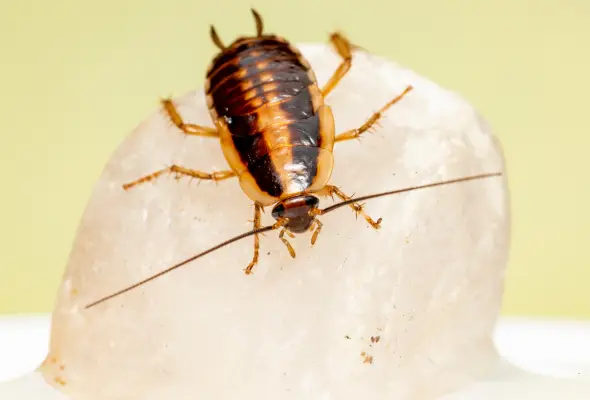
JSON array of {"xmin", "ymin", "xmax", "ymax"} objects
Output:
[
  {"xmin": 85, "ymin": 171, "xmax": 502, "ymax": 309},
  {"xmin": 85, "ymin": 224, "xmax": 277, "ymax": 309}
]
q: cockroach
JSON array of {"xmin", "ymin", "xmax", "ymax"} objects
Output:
[{"xmin": 85, "ymin": 10, "xmax": 502, "ymax": 309}]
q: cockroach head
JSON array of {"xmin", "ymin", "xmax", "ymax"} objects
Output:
[{"xmin": 271, "ymin": 195, "xmax": 320, "ymax": 233}]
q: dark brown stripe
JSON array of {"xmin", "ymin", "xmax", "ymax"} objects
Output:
[
  {"xmin": 279, "ymin": 87, "xmax": 315, "ymax": 122},
  {"xmin": 247, "ymin": 154, "xmax": 284, "ymax": 198},
  {"xmin": 223, "ymin": 113, "xmax": 259, "ymax": 138},
  {"xmin": 284, "ymin": 115, "xmax": 320, "ymax": 147},
  {"xmin": 287, "ymin": 146, "xmax": 319, "ymax": 190}
]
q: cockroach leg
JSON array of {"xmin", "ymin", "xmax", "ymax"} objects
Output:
[
  {"xmin": 335, "ymin": 85, "xmax": 413, "ymax": 142},
  {"xmin": 244, "ymin": 203, "xmax": 263, "ymax": 275},
  {"xmin": 122, "ymin": 166, "xmax": 236, "ymax": 190},
  {"xmin": 161, "ymin": 98, "xmax": 219, "ymax": 138},
  {"xmin": 319, "ymin": 185, "xmax": 382, "ymax": 229},
  {"xmin": 321, "ymin": 32, "xmax": 353, "ymax": 98},
  {"xmin": 310, "ymin": 219, "xmax": 323, "ymax": 245},
  {"xmin": 279, "ymin": 229, "xmax": 297, "ymax": 258}
]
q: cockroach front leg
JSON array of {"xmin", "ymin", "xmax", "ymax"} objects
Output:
[
  {"xmin": 310, "ymin": 219, "xmax": 323, "ymax": 245},
  {"xmin": 321, "ymin": 32, "xmax": 354, "ymax": 97},
  {"xmin": 278, "ymin": 229, "xmax": 296, "ymax": 258},
  {"xmin": 161, "ymin": 98, "xmax": 219, "ymax": 138},
  {"xmin": 334, "ymin": 85, "xmax": 413, "ymax": 142},
  {"xmin": 122, "ymin": 165, "xmax": 236, "ymax": 190},
  {"xmin": 319, "ymin": 185, "xmax": 382, "ymax": 229},
  {"xmin": 244, "ymin": 203, "xmax": 263, "ymax": 275}
]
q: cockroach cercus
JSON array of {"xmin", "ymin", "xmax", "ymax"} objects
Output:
[{"xmin": 85, "ymin": 9, "xmax": 502, "ymax": 309}]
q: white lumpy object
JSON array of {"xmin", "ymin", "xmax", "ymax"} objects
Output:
[{"xmin": 6, "ymin": 43, "xmax": 514, "ymax": 399}]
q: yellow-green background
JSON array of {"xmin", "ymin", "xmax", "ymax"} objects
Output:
[{"xmin": 0, "ymin": 0, "xmax": 588, "ymax": 317}]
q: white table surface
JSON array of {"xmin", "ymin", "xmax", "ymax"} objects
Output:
[{"xmin": 1, "ymin": 315, "xmax": 589, "ymax": 394}]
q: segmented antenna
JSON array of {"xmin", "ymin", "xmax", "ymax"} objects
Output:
[
  {"xmin": 85, "ymin": 224, "xmax": 276, "ymax": 309},
  {"xmin": 84, "ymin": 171, "xmax": 502, "ymax": 309},
  {"xmin": 320, "ymin": 172, "xmax": 503, "ymax": 215}
]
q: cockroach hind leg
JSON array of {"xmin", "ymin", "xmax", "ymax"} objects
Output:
[
  {"xmin": 335, "ymin": 85, "xmax": 413, "ymax": 143},
  {"xmin": 321, "ymin": 32, "xmax": 353, "ymax": 98}
]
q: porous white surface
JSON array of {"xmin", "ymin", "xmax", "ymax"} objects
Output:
[
  {"xmin": 2, "ymin": 316, "xmax": 590, "ymax": 399},
  {"xmin": 9, "ymin": 43, "xmax": 511, "ymax": 399}
]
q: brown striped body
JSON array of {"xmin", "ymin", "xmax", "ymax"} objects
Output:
[
  {"xmin": 115, "ymin": 10, "xmax": 415, "ymax": 279},
  {"xmin": 205, "ymin": 35, "xmax": 335, "ymax": 206},
  {"xmin": 83, "ymin": 11, "xmax": 445, "ymax": 307}
]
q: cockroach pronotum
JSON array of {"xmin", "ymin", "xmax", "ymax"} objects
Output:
[{"xmin": 85, "ymin": 9, "xmax": 502, "ymax": 308}]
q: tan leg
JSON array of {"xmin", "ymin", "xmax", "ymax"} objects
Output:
[
  {"xmin": 161, "ymin": 98, "xmax": 218, "ymax": 137},
  {"xmin": 310, "ymin": 219, "xmax": 323, "ymax": 245},
  {"xmin": 122, "ymin": 165, "xmax": 236, "ymax": 190},
  {"xmin": 244, "ymin": 203, "xmax": 263, "ymax": 275},
  {"xmin": 335, "ymin": 85, "xmax": 413, "ymax": 142},
  {"xmin": 319, "ymin": 185, "xmax": 382, "ymax": 229},
  {"xmin": 279, "ymin": 229, "xmax": 296, "ymax": 258},
  {"xmin": 321, "ymin": 33, "xmax": 354, "ymax": 97}
]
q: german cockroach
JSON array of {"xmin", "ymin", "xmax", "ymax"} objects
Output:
[{"xmin": 85, "ymin": 10, "xmax": 502, "ymax": 309}]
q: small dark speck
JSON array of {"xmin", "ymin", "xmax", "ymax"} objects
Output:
[
  {"xmin": 267, "ymin": 252, "xmax": 271, "ymax": 255},
  {"xmin": 345, "ymin": 335, "xmax": 351, "ymax": 339}
]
